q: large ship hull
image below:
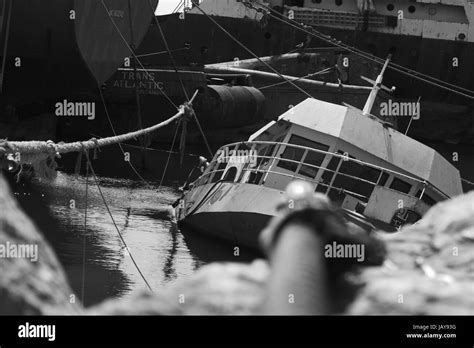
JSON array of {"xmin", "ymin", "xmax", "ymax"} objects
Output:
[
  {"xmin": 138, "ymin": 12, "xmax": 474, "ymax": 144},
  {"xmin": 0, "ymin": 0, "xmax": 158, "ymax": 140}
]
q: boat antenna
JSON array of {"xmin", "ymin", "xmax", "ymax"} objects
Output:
[{"xmin": 362, "ymin": 55, "xmax": 391, "ymax": 116}]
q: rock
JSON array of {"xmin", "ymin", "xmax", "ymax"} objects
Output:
[
  {"xmin": 0, "ymin": 174, "xmax": 82, "ymax": 315},
  {"xmin": 88, "ymin": 260, "xmax": 269, "ymax": 315},
  {"xmin": 348, "ymin": 192, "xmax": 474, "ymax": 315}
]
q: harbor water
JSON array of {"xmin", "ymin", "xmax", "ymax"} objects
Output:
[{"xmin": 29, "ymin": 170, "xmax": 258, "ymax": 308}]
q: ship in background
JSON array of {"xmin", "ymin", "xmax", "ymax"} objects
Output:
[
  {"xmin": 110, "ymin": 0, "xmax": 392, "ymax": 149},
  {"xmin": 2, "ymin": 0, "xmax": 472, "ymax": 184},
  {"xmin": 137, "ymin": 0, "xmax": 474, "ymax": 145},
  {"xmin": 0, "ymin": 0, "xmax": 158, "ymax": 141}
]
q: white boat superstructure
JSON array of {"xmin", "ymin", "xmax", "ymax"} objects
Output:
[{"xmin": 175, "ymin": 57, "xmax": 463, "ymax": 250}]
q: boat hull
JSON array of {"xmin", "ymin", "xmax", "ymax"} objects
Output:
[
  {"xmin": 178, "ymin": 210, "xmax": 271, "ymax": 250},
  {"xmin": 177, "ymin": 182, "xmax": 283, "ymax": 249},
  {"xmin": 177, "ymin": 182, "xmax": 396, "ymax": 250}
]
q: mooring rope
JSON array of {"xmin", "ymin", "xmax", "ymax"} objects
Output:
[
  {"xmin": 136, "ymin": 47, "xmax": 189, "ymax": 58},
  {"xmin": 0, "ymin": 100, "xmax": 198, "ymax": 183},
  {"xmin": 158, "ymin": 118, "xmax": 182, "ymax": 189},
  {"xmin": 0, "ymin": 107, "xmax": 188, "ymax": 157},
  {"xmin": 258, "ymin": 66, "xmax": 335, "ymax": 90},
  {"xmin": 83, "ymin": 149, "xmax": 153, "ymax": 292},
  {"xmin": 81, "ymin": 147, "xmax": 89, "ymax": 303}
]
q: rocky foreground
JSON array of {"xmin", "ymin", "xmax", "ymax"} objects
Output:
[{"xmin": 0, "ymin": 172, "xmax": 472, "ymax": 315}]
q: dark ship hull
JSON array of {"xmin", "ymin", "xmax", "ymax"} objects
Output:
[
  {"xmin": 0, "ymin": 0, "xmax": 158, "ymax": 141},
  {"xmin": 137, "ymin": 11, "xmax": 474, "ymax": 144}
]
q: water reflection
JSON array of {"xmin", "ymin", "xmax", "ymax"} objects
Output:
[{"xmin": 27, "ymin": 171, "xmax": 257, "ymax": 307}]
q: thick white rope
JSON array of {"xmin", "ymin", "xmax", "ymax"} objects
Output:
[{"xmin": 0, "ymin": 107, "xmax": 187, "ymax": 157}]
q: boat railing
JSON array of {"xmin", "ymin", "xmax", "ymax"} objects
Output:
[
  {"xmin": 195, "ymin": 141, "xmax": 451, "ymax": 201},
  {"xmin": 198, "ymin": 160, "xmax": 375, "ymax": 203}
]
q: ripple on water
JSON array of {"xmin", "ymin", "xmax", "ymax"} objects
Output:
[{"xmin": 29, "ymin": 171, "xmax": 257, "ymax": 307}]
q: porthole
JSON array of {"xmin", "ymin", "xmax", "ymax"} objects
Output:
[
  {"xmin": 387, "ymin": 4, "xmax": 394, "ymax": 11},
  {"xmin": 408, "ymin": 5, "xmax": 416, "ymax": 13},
  {"xmin": 335, "ymin": 0, "xmax": 342, "ymax": 6}
]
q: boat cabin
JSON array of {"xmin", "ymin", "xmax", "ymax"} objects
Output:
[{"xmin": 195, "ymin": 98, "xmax": 462, "ymax": 229}]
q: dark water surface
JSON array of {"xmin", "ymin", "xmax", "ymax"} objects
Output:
[{"xmin": 32, "ymin": 171, "xmax": 257, "ymax": 307}]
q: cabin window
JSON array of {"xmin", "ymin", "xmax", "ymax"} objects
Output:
[
  {"xmin": 277, "ymin": 145, "xmax": 304, "ymax": 172},
  {"xmin": 247, "ymin": 171, "xmax": 264, "ymax": 185},
  {"xmin": 255, "ymin": 143, "xmax": 277, "ymax": 167},
  {"xmin": 408, "ymin": 5, "xmax": 416, "ymax": 13},
  {"xmin": 298, "ymin": 146, "xmax": 329, "ymax": 178},
  {"xmin": 390, "ymin": 177, "xmax": 412, "ymax": 194},
  {"xmin": 335, "ymin": 0, "xmax": 342, "ymax": 6},
  {"xmin": 277, "ymin": 135, "xmax": 328, "ymax": 174},
  {"xmin": 317, "ymin": 152, "xmax": 342, "ymax": 193},
  {"xmin": 210, "ymin": 162, "xmax": 227, "ymax": 183},
  {"xmin": 329, "ymin": 155, "xmax": 380, "ymax": 203},
  {"xmin": 200, "ymin": 161, "xmax": 217, "ymax": 185},
  {"xmin": 247, "ymin": 143, "xmax": 275, "ymax": 185},
  {"xmin": 387, "ymin": 4, "xmax": 394, "ymax": 11},
  {"xmin": 223, "ymin": 167, "xmax": 238, "ymax": 183},
  {"xmin": 379, "ymin": 172, "xmax": 390, "ymax": 186}
]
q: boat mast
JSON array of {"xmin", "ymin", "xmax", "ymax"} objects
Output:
[{"xmin": 362, "ymin": 55, "xmax": 391, "ymax": 116}]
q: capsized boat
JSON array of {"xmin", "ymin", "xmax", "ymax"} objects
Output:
[{"xmin": 175, "ymin": 59, "xmax": 463, "ymax": 250}]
